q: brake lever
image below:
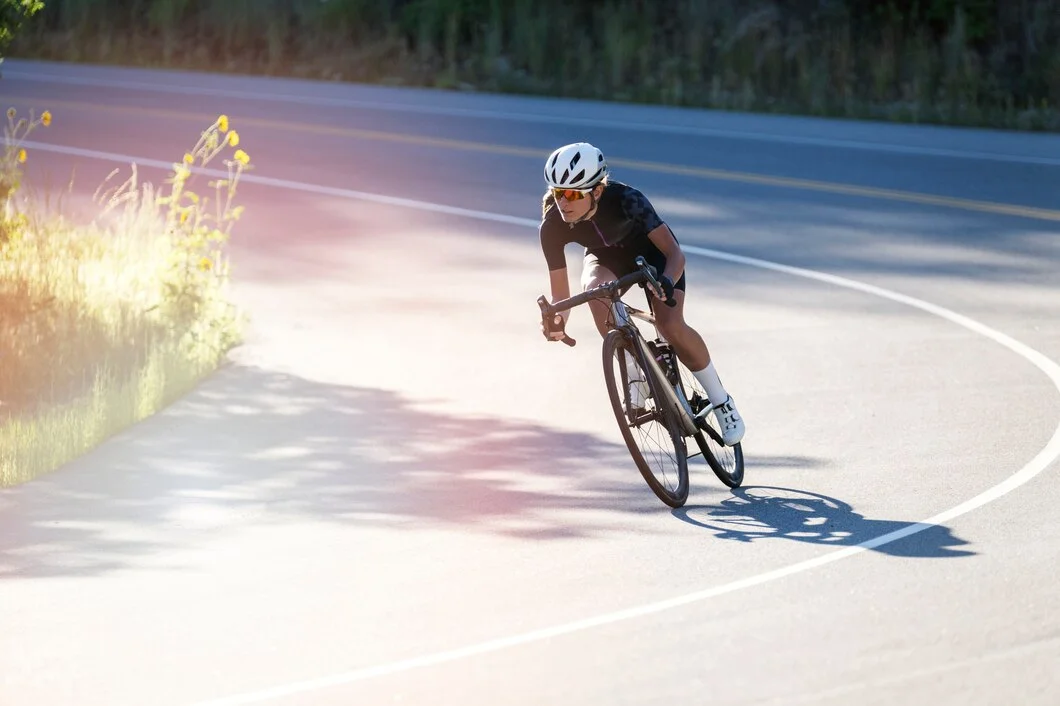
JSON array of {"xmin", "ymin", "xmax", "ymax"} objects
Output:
[{"xmin": 633, "ymin": 257, "xmax": 677, "ymax": 308}]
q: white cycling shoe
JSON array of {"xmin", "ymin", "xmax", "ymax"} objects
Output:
[{"xmin": 698, "ymin": 395, "xmax": 745, "ymax": 446}]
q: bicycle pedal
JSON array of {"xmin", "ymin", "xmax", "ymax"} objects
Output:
[{"xmin": 692, "ymin": 412, "xmax": 711, "ymax": 432}]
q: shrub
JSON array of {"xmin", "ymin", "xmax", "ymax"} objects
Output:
[{"xmin": 0, "ymin": 110, "xmax": 248, "ymax": 486}]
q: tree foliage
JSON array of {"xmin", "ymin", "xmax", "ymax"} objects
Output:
[{"xmin": 0, "ymin": 0, "xmax": 43, "ymax": 60}]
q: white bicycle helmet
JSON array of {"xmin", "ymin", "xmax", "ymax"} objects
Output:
[{"xmin": 543, "ymin": 142, "xmax": 608, "ymax": 190}]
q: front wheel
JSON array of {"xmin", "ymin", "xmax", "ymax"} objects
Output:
[{"xmin": 602, "ymin": 329, "xmax": 689, "ymax": 507}]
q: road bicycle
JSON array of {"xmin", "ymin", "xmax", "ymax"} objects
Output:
[{"xmin": 538, "ymin": 257, "xmax": 744, "ymax": 508}]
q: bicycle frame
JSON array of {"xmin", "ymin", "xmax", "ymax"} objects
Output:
[
  {"xmin": 537, "ymin": 257, "xmax": 701, "ymax": 439},
  {"xmin": 610, "ymin": 298, "xmax": 701, "ymax": 438},
  {"xmin": 538, "ymin": 257, "xmax": 745, "ymax": 495}
]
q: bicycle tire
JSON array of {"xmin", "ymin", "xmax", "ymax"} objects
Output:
[
  {"xmin": 602, "ymin": 329, "xmax": 689, "ymax": 507},
  {"xmin": 693, "ymin": 427, "xmax": 744, "ymax": 488},
  {"xmin": 673, "ymin": 358, "xmax": 745, "ymax": 488}
]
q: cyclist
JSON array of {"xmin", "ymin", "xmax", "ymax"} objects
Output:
[{"xmin": 539, "ymin": 142, "xmax": 745, "ymax": 446}]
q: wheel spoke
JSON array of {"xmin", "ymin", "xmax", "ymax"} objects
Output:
[{"xmin": 602, "ymin": 331, "xmax": 689, "ymax": 506}]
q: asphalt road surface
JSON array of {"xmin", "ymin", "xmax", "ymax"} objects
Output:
[{"xmin": 2, "ymin": 59, "xmax": 1060, "ymax": 706}]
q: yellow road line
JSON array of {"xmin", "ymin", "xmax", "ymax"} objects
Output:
[
  {"xmin": 613, "ymin": 157, "xmax": 1060, "ymax": 222},
  {"xmin": 13, "ymin": 96, "xmax": 1060, "ymax": 222}
]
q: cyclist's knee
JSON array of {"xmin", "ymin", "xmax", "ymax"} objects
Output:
[
  {"xmin": 581, "ymin": 263, "xmax": 616, "ymax": 291},
  {"xmin": 582, "ymin": 275, "xmax": 609, "ymax": 291},
  {"xmin": 656, "ymin": 314, "xmax": 689, "ymax": 342}
]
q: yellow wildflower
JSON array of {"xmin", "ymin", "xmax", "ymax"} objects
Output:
[
  {"xmin": 183, "ymin": 152, "xmax": 195, "ymax": 165},
  {"xmin": 234, "ymin": 149, "xmax": 250, "ymax": 165},
  {"xmin": 227, "ymin": 130, "xmax": 239, "ymax": 147},
  {"xmin": 217, "ymin": 114, "xmax": 229, "ymax": 132},
  {"xmin": 41, "ymin": 111, "xmax": 52, "ymax": 127},
  {"xmin": 17, "ymin": 149, "xmax": 27, "ymax": 164},
  {"xmin": 198, "ymin": 257, "xmax": 213, "ymax": 272},
  {"xmin": 180, "ymin": 210, "xmax": 190, "ymax": 224}
]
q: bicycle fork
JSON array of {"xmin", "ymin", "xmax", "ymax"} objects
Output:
[{"xmin": 611, "ymin": 300, "xmax": 700, "ymax": 438}]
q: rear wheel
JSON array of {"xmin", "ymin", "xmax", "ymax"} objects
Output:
[
  {"xmin": 602, "ymin": 329, "xmax": 689, "ymax": 507},
  {"xmin": 675, "ymin": 358, "xmax": 744, "ymax": 488}
]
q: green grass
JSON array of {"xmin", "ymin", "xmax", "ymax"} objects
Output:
[
  {"xmin": 0, "ymin": 108, "xmax": 248, "ymax": 487},
  {"xmin": 11, "ymin": 0, "xmax": 1060, "ymax": 131},
  {"xmin": 0, "ymin": 337, "xmax": 223, "ymax": 486}
]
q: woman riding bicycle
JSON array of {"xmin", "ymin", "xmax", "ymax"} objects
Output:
[{"xmin": 538, "ymin": 142, "xmax": 746, "ymax": 446}]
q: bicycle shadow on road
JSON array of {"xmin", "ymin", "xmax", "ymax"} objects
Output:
[
  {"xmin": 672, "ymin": 485, "xmax": 974, "ymax": 558},
  {"xmin": 0, "ymin": 363, "xmax": 670, "ymax": 579}
]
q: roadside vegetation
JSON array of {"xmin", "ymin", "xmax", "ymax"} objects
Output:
[
  {"xmin": 13, "ymin": 0, "xmax": 1060, "ymax": 131},
  {"xmin": 0, "ymin": 107, "xmax": 247, "ymax": 486}
]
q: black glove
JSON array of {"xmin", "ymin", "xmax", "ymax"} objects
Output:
[
  {"xmin": 543, "ymin": 312, "xmax": 566, "ymax": 341},
  {"xmin": 659, "ymin": 275, "xmax": 675, "ymax": 302}
]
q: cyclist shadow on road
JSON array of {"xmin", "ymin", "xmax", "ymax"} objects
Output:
[
  {"xmin": 672, "ymin": 485, "xmax": 974, "ymax": 558},
  {"xmin": 0, "ymin": 363, "xmax": 671, "ymax": 578}
]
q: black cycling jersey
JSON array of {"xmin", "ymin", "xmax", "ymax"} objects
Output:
[{"xmin": 539, "ymin": 180, "xmax": 685, "ymax": 288}]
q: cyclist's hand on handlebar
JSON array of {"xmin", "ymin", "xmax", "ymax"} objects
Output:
[
  {"xmin": 541, "ymin": 311, "xmax": 568, "ymax": 341},
  {"xmin": 535, "ymin": 295, "xmax": 576, "ymax": 346},
  {"xmin": 650, "ymin": 275, "xmax": 677, "ymax": 305}
]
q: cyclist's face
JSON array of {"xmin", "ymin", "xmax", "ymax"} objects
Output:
[{"xmin": 554, "ymin": 185, "xmax": 601, "ymax": 222}]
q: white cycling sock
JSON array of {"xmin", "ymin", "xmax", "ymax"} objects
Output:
[{"xmin": 692, "ymin": 362, "xmax": 728, "ymax": 407}]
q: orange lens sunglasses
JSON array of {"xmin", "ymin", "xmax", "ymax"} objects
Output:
[{"xmin": 552, "ymin": 187, "xmax": 591, "ymax": 201}]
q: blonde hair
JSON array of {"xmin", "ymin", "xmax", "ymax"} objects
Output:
[{"xmin": 541, "ymin": 190, "xmax": 555, "ymax": 218}]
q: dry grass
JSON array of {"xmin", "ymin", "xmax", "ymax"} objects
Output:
[{"xmin": 0, "ymin": 109, "xmax": 247, "ymax": 486}]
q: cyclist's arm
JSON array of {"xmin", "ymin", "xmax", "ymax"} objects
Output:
[
  {"xmin": 647, "ymin": 224, "xmax": 685, "ymax": 284},
  {"xmin": 549, "ymin": 267, "xmax": 572, "ymax": 323},
  {"xmin": 621, "ymin": 185, "xmax": 683, "ymax": 284},
  {"xmin": 540, "ymin": 219, "xmax": 573, "ymax": 320}
]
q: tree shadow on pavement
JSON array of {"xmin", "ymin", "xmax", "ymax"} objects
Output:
[
  {"xmin": 671, "ymin": 485, "xmax": 974, "ymax": 558},
  {"xmin": 0, "ymin": 363, "xmax": 669, "ymax": 579}
]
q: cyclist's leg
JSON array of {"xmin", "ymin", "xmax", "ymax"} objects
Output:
[
  {"xmin": 581, "ymin": 253, "xmax": 620, "ymax": 338},
  {"xmin": 642, "ymin": 254, "xmax": 714, "ymax": 374},
  {"xmin": 583, "ymin": 254, "xmax": 649, "ymax": 409},
  {"xmin": 652, "ymin": 287, "xmax": 710, "ymax": 371},
  {"xmin": 652, "ymin": 275, "xmax": 746, "ymax": 443}
]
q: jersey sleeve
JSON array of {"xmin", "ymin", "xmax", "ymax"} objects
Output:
[
  {"xmin": 619, "ymin": 186, "xmax": 664, "ymax": 233},
  {"xmin": 539, "ymin": 216, "xmax": 569, "ymax": 271}
]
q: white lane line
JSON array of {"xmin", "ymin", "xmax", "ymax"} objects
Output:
[
  {"xmin": 18, "ymin": 141, "xmax": 536, "ymax": 228},
  {"xmin": 20, "ymin": 139, "xmax": 1060, "ymax": 705},
  {"xmin": 8, "ymin": 69, "xmax": 1060, "ymax": 167},
  {"xmin": 18, "ymin": 140, "xmax": 1060, "ymax": 226},
  {"xmin": 185, "ymin": 251, "xmax": 1060, "ymax": 706},
  {"xmin": 680, "ymin": 244, "xmax": 1060, "ymax": 535}
]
